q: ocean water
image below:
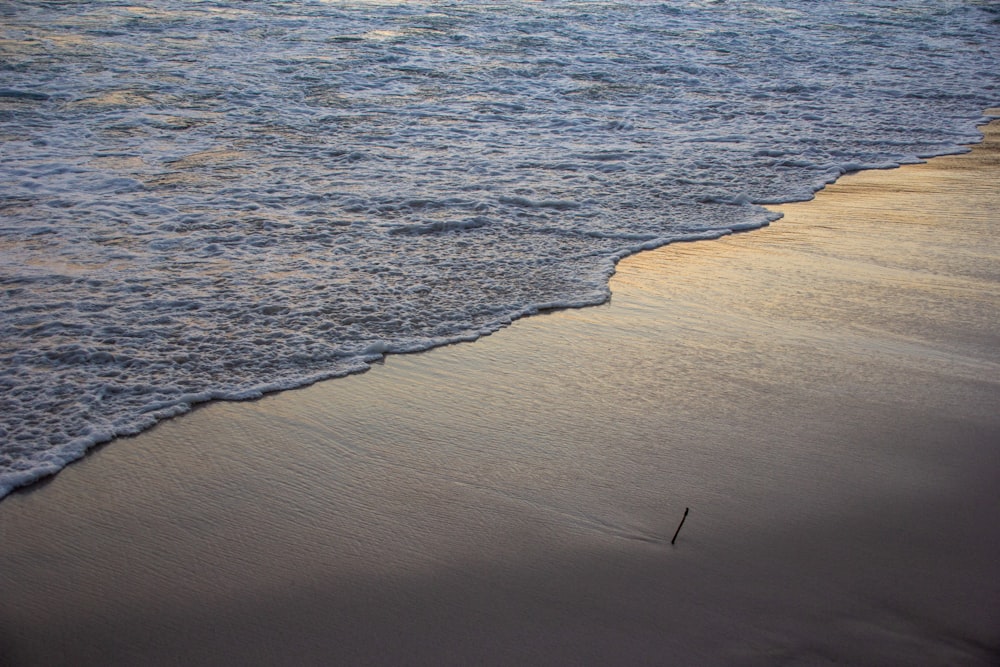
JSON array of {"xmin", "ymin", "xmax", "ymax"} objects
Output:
[{"xmin": 1, "ymin": 0, "xmax": 998, "ymax": 498}]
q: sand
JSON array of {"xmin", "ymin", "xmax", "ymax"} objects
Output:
[{"xmin": 1, "ymin": 118, "xmax": 999, "ymax": 666}]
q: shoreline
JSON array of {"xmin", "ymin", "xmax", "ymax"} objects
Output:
[
  {"xmin": 2, "ymin": 119, "xmax": 999, "ymax": 664},
  {"xmin": 3, "ymin": 117, "xmax": 998, "ymax": 502}
]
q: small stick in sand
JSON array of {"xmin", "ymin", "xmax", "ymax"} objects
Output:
[{"xmin": 671, "ymin": 507, "xmax": 689, "ymax": 545}]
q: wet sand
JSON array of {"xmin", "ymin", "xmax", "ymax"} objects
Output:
[{"xmin": 1, "ymin": 119, "xmax": 999, "ymax": 665}]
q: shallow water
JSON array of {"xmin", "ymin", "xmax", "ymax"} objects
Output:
[{"xmin": 1, "ymin": 0, "xmax": 999, "ymax": 495}]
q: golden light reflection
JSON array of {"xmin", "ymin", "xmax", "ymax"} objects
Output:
[
  {"xmin": 166, "ymin": 149, "xmax": 253, "ymax": 169},
  {"xmin": 119, "ymin": 5, "xmax": 254, "ymax": 20},
  {"xmin": 66, "ymin": 90, "xmax": 157, "ymax": 109},
  {"xmin": 360, "ymin": 29, "xmax": 406, "ymax": 41},
  {"xmin": 607, "ymin": 119, "xmax": 1000, "ymax": 348},
  {"xmin": 120, "ymin": 6, "xmax": 181, "ymax": 21},
  {"xmin": 88, "ymin": 156, "xmax": 149, "ymax": 172}
]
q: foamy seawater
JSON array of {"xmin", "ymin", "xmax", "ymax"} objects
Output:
[{"xmin": 1, "ymin": 1, "xmax": 998, "ymax": 497}]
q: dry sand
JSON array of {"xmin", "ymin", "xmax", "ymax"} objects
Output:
[{"xmin": 1, "ymin": 120, "xmax": 999, "ymax": 665}]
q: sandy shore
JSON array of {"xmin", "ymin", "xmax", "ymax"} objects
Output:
[{"xmin": 2, "ymin": 119, "xmax": 999, "ymax": 665}]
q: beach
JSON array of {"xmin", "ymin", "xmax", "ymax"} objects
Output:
[{"xmin": 1, "ymin": 117, "xmax": 999, "ymax": 665}]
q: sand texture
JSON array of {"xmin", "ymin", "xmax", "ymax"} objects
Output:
[{"xmin": 1, "ymin": 120, "xmax": 999, "ymax": 665}]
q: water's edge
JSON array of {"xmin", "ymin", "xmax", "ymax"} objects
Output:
[{"xmin": 5, "ymin": 112, "xmax": 997, "ymax": 501}]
